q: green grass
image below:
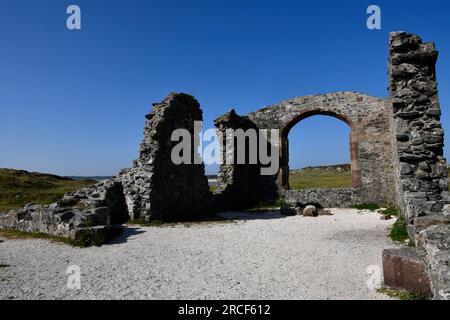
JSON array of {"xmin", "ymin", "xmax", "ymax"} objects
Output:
[
  {"xmin": 0, "ymin": 228, "xmax": 90, "ymax": 247},
  {"xmin": 289, "ymin": 168, "xmax": 352, "ymax": 190},
  {"xmin": 377, "ymin": 288, "xmax": 426, "ymax": 300},
  {"xmin": 379, "ymin": 207, "xmax": 400, "ymax": 217},
  {"xmin": 390, "ymin": 216, "xmax": 409, "ymax": 242},
  {"xmin": 0, "ymin": 227, "xmax": 124, "ymax": 247},
  {"xmin": 0, "ymin": 168, "xmax": 96, "ymax": 212},
  {"xmin": 289, "ymin": 167, "xmax": 450, "ymax": 191},
  {"xmin": 352, "ymin": 203, "xmax": 380, "ymax": 211}
]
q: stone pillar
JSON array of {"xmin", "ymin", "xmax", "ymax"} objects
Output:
[
  {"xmin": 350, "ymin": 130, "xmax": 361, "ymax": 188},
  {"xmin": 278, "ymin": 137, "xmax": 289, "ymax": 189},
  {"xmin": 214, "ymin": 109, "xmax": 270, "ymax": 209},
  {"xmin": 119, "ymin": 93, "xmax": 212, "ymax": 220},
  {"xmin": 388, "ymin": 32, "xmax": 448, "ymax": 234}
]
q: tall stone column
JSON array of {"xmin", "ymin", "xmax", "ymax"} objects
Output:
[
  {"xmin": 213, "ymin": 109, "xmax": 264, "ymax": 210},
  {"xmin": 388, "ymin": 32, "xmax": 448, "ymax": 234},
  {"xmin": 278, "ymin": 137, "xmax": 289, "ymax": 189},
  {"xmin": 119, "ymin": 93, "xmax": 212, "ymax": 220}
]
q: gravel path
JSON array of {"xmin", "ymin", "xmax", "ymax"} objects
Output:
[{"xmin": 0, "ymin": 209, "xmax": 399, "ymax": 300}]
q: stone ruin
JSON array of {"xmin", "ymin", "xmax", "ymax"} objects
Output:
[{"xmin": 0, "ymin": 31, "xmax": 449, "ymax": 299}]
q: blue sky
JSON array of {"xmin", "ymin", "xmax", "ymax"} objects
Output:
[{"xmin": 0, "ymin": 0, "xmax": 449, "ymax": 175}]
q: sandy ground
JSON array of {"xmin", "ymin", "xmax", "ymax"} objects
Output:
[{"xmin": 0, "ymin": 209, "xmax": 399, "ymax": 300}]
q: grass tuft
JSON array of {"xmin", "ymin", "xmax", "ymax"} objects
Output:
[
  {"xmin": 377, "ymin": 287, "xmax": 426, "ymax": 300},
  {"xmin": 379, "ymin": 207, "xmax": 399, "ymax": 217},
  {"xmin": 0, "ymin": 227, "xmax": 123, "ymax": 247},
  {"xmin": 0, "ymin": 228, "xmax": 87, "ymax": 247},
  {"xmin": 352, "ymin": 203, "xmax": 380, "ymax": 211},
  {"xmin": 390, "ymin": 216, "xmax": 409, "ymax": 242},
  {"xmin": 245, "ymin": 198, "xmax": 290, "ymax": 213}
]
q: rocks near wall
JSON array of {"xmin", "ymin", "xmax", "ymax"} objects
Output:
[
  {"xmin": 285, "ymin": 188, "xmax": 361, "ymax": 208},
  {"xmin": 0, "ymin": 179, "xmax": 128, "ymax": 245}
]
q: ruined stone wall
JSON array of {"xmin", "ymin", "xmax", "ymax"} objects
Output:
[
  {"xmin": 119, "ymin": 93, "xmax": 212, "ymax": 221},
  {"xmin": 388, "ymin": 32, "xmax": 449, "ymax": 230},
  {"xmin": 247, "ymin": 92, "xmax": 395, "ymax": 206},
  {"xmin": 0, "ymin": 179, "xmax": 129, "ymax": 245},
  {"xmin": 213, "ymin": 110, "xmax": 278, "ymax": 210},
  {"xmin": 386, "ymin": 32, "xmax": 450, "ymax": 299}
]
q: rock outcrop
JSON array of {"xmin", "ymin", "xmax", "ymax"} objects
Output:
[{"xmin": 0, "ymin": 179, "xmax": 128, "ymax": 245}]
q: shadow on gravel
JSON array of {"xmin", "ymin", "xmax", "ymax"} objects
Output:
[
  {"xmin": 217, "ymin": 211, "xmax": 288, "ymax": 221},
  {"xmin": 106, "ymin": 227, "xmax": 146, "ymax": 245}
]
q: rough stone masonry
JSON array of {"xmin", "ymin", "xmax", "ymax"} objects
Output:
[
  {"xmin": 388, "ymin": 32, "xmax": 449, "ymax": 231},
  {"xmin": 0, "ymin": 31, "xmax": 449, "ymax": 299}
]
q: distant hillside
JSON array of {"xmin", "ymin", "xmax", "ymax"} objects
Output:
[
  {"xmin": 0, "ymin": 169, "xmax": 96, "ymax": 212},
  {"xmin": 68, "ymin": 176, "xmax": 113, "ymax": 181},
  {"xmin": 290, "ymin": 164, "xmax": 450, "ymax": 190},
  {"xmin": 291, "ymin": 164, "xmax": 351, "ymax": 175}
]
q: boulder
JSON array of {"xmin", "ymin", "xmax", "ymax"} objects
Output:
[
  {"xmin": 69, "ymin": 214, "xmax": 87, "ymax": 229},
  {"xmin": 303, "ymin": 205, "xmax": 318, "ymax": 217},
  {"xmin": 416, "ymin": 224, "xmax": 450, "ymax": 300},
  {"xmin": 69, "ymin": 226, "xmax": 109, "ymax": 246},
  {"xmin": 382, "ymin": 248, "xmax": 432, "ymax": 298},
  {"xmin": 318, "ymin": 209, "xmax": 332, "ymax": 216}
]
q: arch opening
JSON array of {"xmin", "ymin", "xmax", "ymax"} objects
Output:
[{"xmin": 278, "ymin": 111, "xmax": 361, "ymax": 190}]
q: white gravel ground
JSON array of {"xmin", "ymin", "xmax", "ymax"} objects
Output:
[{"xmin": 0, "ymin": 209, "xmax": 399, "ymax": 300}]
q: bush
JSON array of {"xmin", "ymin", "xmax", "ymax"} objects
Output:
[
  {"xmin": 377, "ymin": 288, "xmax": 425, "ymax": 300},
  {"xmin": 390, "ymin": 216, "xmax": 409, "ymax": 242}
]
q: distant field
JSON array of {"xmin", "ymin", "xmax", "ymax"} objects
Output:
[
  {"xmin": 0, "ymin": 166, "xmax": 448, "ymax": 212},
  {"xmin": 291, "ymin": 166, "xmax": 450, "ymax": 190},
  {"xmin": 0, "ymin": 169, "xmax": 96, "ymax": 212},
  {"xmin": 289, "ymin": 167, "xmax": 353, "ymax": 190}
]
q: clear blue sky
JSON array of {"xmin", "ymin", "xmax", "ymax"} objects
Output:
[{"xmin": 0, "ymin": 0, "xmax": 449, "ymax": 175}]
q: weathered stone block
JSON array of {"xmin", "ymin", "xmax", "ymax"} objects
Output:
[
  {"xmin": 382, "ymin": 248, "xmax": 432, "ymax": 298},
  {"xmin": 69, "ymin": 226, "xmax": 109, "ymax": 246},
  {"xmin": 417, "ymin": 225, "xmax": 450, "ymax": 300},
  {"xmin": 414, "ymin": 215, "xmax": 450, "ymax": 237}
]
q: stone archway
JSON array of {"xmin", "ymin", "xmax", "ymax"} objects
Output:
[
  {"xmin": 247, "ymin": 92, "xmax": 395, "ymax": 206},
  {"xmin": 279, "ymin": 110, "xmax": 361, "ymax": 190}
]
